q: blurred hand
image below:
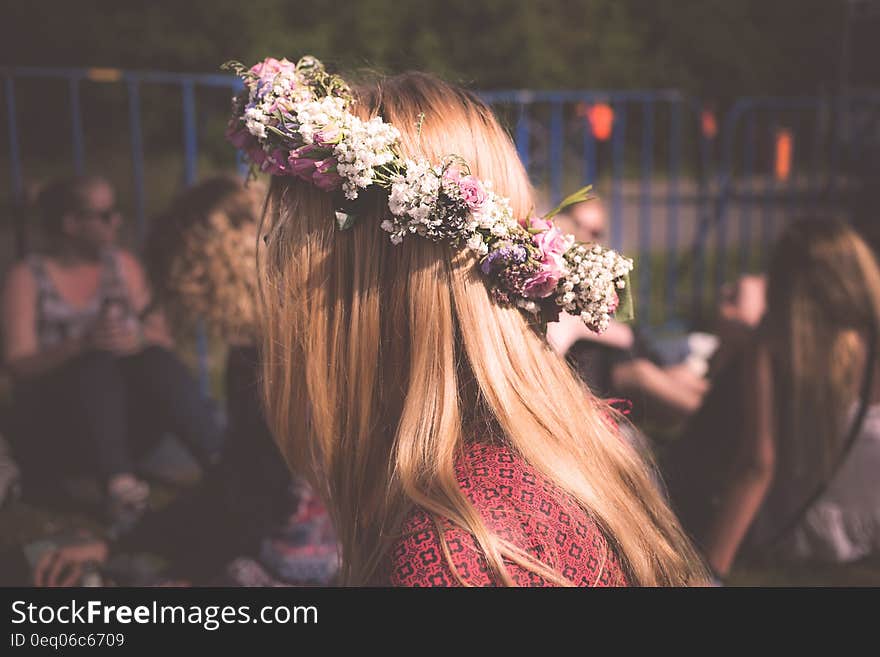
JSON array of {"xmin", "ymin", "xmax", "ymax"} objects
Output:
[
  {"xmin": 546, "ymin": 312, "xmax": 588, "ymax": 355},
  {"xmin": 547, "ymin": 313, "xmax": 634, "ymax": 356},
  {"xmin": 34, "ymin": 541, "xmax": 109, "ymax": 587},
  {"xmin": 89, "ymin": 317, "xmax": 143, "ymax": 355}
]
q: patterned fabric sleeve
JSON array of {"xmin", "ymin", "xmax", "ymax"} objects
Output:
[{"xmin": 383, "ymin": 444, "xmax": 629, "ymax": 587}]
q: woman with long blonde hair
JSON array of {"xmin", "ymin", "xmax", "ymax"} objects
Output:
[{"xmin": 230, "ymin": 56, "xmax": 707, "ymax": 586}]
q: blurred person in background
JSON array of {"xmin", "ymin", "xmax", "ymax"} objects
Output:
[
  {"xmin": 1, "ymin": 175, "xmax": 222, "ymax": 527},
  {"xmin": 549, "ymin": 199, "xmax": 709, "ymax": 424},
  {"xmin": 32, "ymin": 176, "xmax": 337, "ymax": 587},
  {"xmin": 666, "ymin": 217, "xmax": 880, "ymax": 580}
]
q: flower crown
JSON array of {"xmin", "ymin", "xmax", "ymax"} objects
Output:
[{"xmin": 223, "ymin": 56, "xmax": 633, "ymax": 332}]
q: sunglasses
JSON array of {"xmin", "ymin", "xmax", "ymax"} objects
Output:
[{"xmin": 77, "ymin": 207, "xmax": 119, "ymax": 223}]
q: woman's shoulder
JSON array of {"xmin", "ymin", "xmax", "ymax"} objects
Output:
[
  {"xmin": 2, "ymin": 260, "xmax": 38, "ymax": 299},
  {"xmin": 380, "ymin": 442, "xmax": 629, "ymax": 587},
  {"xmin": 107, "ymin": 248, "xmax": 144, "ymax": 278}
]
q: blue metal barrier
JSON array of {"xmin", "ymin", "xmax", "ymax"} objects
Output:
[
  {"xmin": 711, "ymin": 96, "xmax": 864, "ymax": 294},
  {"xmin": 2, "ymin": 66, "xmax": 242, "ymax": 396},
  {"xmin": 4, "ymin": 66, "xmax": 875, "ymax": 351},
  {"xmin": 480, "ymin": 89, "xmax": 705, "ymax": 325}
]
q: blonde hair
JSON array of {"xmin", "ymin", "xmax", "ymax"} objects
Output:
[
  {"xmin": 147, "ymin": 175, "xmax": 265, "ymax": 341},
  {"xmin": 258, "ymin": 71, "xmax": 707, "ymax": 586},
  {"xmin": 766, "ymin": 218, "xmax": 880, "ymax": 480}
]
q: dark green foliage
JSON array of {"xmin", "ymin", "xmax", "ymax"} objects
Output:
[{"xmin": 0, "ymin": 0, "xmax": 856, "ymax": 97}]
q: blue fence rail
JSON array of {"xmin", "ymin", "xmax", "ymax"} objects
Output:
[
  {"xmin": 3, "ymin": 67, "xmax": 246, "ymax": 395},
  {"xmin": 3, "ymin": 66, "xmax": 877, "ymax": 388},
  {"xmin": 480, "ymin": 89, "xmax": 713, "ymax": 325}
]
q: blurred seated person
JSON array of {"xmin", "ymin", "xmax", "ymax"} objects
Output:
[
  {"xmin": 32, "ymin": 348, "xmax": 336, "ymax": 587},
  {"xmin": 711, "ymin": 273, "xmax": 766, "ymax": 376},
  {"xmin": 1, "ymin": 175, "xmax": 222, "ymax": 524},
  {"xmin": 548, "ymin": 198, "xmax": 708, "ymax": 424},
  {"xmin": 666, "ymin": 217, "xmax": 880, "ymax": 580},
  {"xmin": 30, "ymin": 176, "xmax": 338, "ymax": 587}
]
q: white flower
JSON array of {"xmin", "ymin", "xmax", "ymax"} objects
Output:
[
  {"xmin": 516, "ymin": 299, "xmax": 539, "ymax": 314},
  {"xmin": 467, "ymin": 234, "xmax": 488, "ymax": 256},
  {"xmin": 490, "ymin": 223, "xmax": 509, "ymax": 237},
  {"xmin": 231, "ymin": 56, "xmax": 637, "ymax": 334}
]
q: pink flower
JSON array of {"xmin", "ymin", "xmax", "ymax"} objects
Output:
[
  {"xmin": 458, "ymin": 175, "xmax": 487, "ymax": 210},
  {"xmin": 522, "ymin": 218, "xmax": 573, "ymax": 298},
  {"xmin": 608, "ymin": 291, "xmax": 619, "ymax": 313},
  {"xmin": 249, "ymin": 57, "xmax": 287, "ymax": 77},
  {"xmin": 523, "ymin": 266, "xmax": 563, "ymax": 298},
  {"xmin": 442, "ymin": 167, "xmax": 462, "ymax": 184},
  {"xmin": 533, "ymin": 223, "xmax": 572, "ymax": 264},
  {"xmin": 529, "ymin": 217, "xmax": 552, "ymax": 232}
]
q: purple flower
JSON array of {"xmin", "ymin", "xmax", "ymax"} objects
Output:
[
  {"xmin": 287, "ymin": 145, "xmax": 320, "ymax": 180},
  {"xmin": 225, "ymin": 123, "xmax": 252, "ymax": 149},
  {"xmin": 290, "ymin": 144, "xmax": 319, "ymax": 159},
  {"xmin": 480, "ymin": 242, "xmax": 528, "ymax": 275},
  {"xmin": 262, "ymin": 149, "xmax": 291, "ymax": 175},
  {"xmin": 249, "ymin": 147, "xmax": 268, "ymax": 167},
  {"xmin": 312, "ymin": 158, "xmax": 342, "ymax": 191},
  {"xmin": 289, "ymin": 159, "xmax": 316, "ymax": 179},
  {"xmin": 314, "ymin": 126, "xmax": 342, "ymax": 147}
]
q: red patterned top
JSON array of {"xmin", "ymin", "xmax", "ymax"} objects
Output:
[{"xmin": 373, "ymin": 442, "xmax": 630, "ymax": 587}]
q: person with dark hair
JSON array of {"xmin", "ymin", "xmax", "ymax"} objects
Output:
[
  {"xmin": 666, "ymin": 217, "xmax": 880, "ymax": 580},
  {"xmin": 1, "ymin": 175, "xmax": 222, "ymax": 525}
]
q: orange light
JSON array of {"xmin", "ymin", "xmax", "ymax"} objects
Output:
[
  {"xmin": 775, "ymin": 128, "xmax": 793, "ymax": 181},
  {"xmin": 586, "ymin": 103, "xmax": 614, "ymax": 142},
  {"xmin": 87, "ymin": 68, "xmax": 123, "ymax": 83},
  {"xmin": 701, "ymin": 109, "xmax": 718, "ymax": 140}
]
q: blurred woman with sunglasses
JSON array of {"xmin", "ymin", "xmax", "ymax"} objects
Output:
[{"xmin": 1, "ymin": 175, "xmax": 222, "ymax": 527}]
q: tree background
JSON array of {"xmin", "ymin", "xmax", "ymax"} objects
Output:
[
  {"xmin": 2, "ymin": 0, "xmax": 876, "ymax": 99},
  {"xmin": 2, "ymin": 0, "xmax": 878, "ymax": 261}
]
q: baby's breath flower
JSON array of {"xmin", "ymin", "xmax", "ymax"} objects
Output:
[{"xmin": 226, "ymin": 55, "xmax": 635, "ymax": 333}]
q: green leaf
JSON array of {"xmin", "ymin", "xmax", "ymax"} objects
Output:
[
  {"xmin": 545, "ymin": 185, "xmax": 594, "ymax": 220},
  {"xmin": 266, "ymin": 125, "xmax": 292, "ymax": 139},
  {"xmin": 336, "ymin": 211, "xmax": 357, "ymax": 230},
  {"xmin": 220, "ymin": 60, "xmax": 247, "ymax": 77},
  {"xmin": 614, "ymin": 271, "xmax": 635, "ymax": 324}
]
